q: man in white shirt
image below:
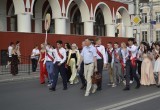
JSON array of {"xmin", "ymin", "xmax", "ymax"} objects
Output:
[
  {"xmin": 111, "ymin": 42, "xmax": 124, "ymax": 87},
  {"xmin": 95, "ymin": 38, "xmax": 107, "ymax": 91},
  {"xmin": 31, "ymin": 45, "xmax": 40, "ymax": 72},
  {"xmin": 106, "ymin": 42, "xmax": 114, "ymax": 85},
  {"xmin": 44, "ymin": 43, "xmax": 55, "ymax": 86},
  {"xmin": 49, "ymin": 40, "xmax": 67, "ymax": 91},
  {"xmin": 123, "ymin": 38, "xmax": 140, "ymax": 91},
  {"xmin": 6, "ymin": 42, "xmax": 14, "ymax": 68}
]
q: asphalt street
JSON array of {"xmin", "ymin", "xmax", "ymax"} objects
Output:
[{"xmin": 0, "ymin": 71, "xmax": 160, "ymax": 110}]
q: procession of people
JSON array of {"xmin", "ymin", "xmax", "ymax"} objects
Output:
[{"xmin": 7, "ymin": 38, "xmax": 160, "ymax": 96}]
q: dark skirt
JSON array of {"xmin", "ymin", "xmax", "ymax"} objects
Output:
[{"xmin": 11, "ymin": 54, "xmax": 18, "ymax": 75}]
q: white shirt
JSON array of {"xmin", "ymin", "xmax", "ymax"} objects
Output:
[
  {"xmin": 95, "ymin": 45, "xmax": 107, "ymax": 64},
  {"xmin": 121, "ymin": 48, "xmax": 129, "ymax": 64},
  {"xmin": 81, "ymin": 45, "xmax": 97, "ymax": 64},
  {"xmin": 127, "ymin": 45, "xmax": 138, "ymax": 58},
  {"xmin": 44, "ymin": 46, "xmax": 55, "ymax": 64},
  {"xmin": 54, "ymin": 47, "xmax": 66, "ymax": 64},
  {"xmin": 8, "ymin": 46, "xmax": 13, "ymax": 57},
  {"xmin": 31, "ymin": 48, "xmax": 40, "ymax": 59}
]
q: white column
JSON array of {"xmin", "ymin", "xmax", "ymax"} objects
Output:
[
  {"xmin": 35, "ymin": 19, "xmax": 42, "ymax": 33},
  {"xmin": 17, "ymin": 14, "xmax": 31, "ymax": 32},
  {"xmin": 122, "ymin": 25, "xmax": 126, "ymax": 37},
  {"xmin": 84, "ymin": 21, "xmax": 93, "ymax": 36},
  {"xmin": 126, "ymin": 26, "xmax": 133, "ymax": 38},
  {"xmin": 106, "ymin": 24, "xmax": 115, "ymax": 37},
  {"xmin": 55, "ymin": 18, "xmax": 66, "ymax": 34}
]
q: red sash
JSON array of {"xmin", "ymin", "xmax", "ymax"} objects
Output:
[
  {"xmin": 107, "ymin": 49, "xmax": 112, "ymax": 58},
  {"xmin": 57, "ymin": 49, "xmax": 64, "ymax": 59},
  {"xmin": 114, "ymin": 50, "xmax": 125, "ymax": 73},
  {"xmin": 120, "ymin": 60, "xmax": 125, "ymax": 74},
  {"xmin": 46, "ymin": 53, "xmax": 54, "ymax": 61},
  {"xmin": 96, "ymin": 47, "xmax": 103, "ymax": 59},
  {"xmin": 131, "ymin": 57, "xmax": 136, "ymax": 67},
  {"xmin": 129, "ymin": 51, "xmax": 137, "ymax": 67}
]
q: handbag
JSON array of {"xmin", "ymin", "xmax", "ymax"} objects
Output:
[{"xmin": 91, "ymin": 72, "xmax": 102, "ymax": 84}]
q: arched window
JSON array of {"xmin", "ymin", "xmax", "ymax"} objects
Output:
[
  {"xmin": 94, "ymin": 8, "xmax": 105, "ymax": 36},
  {"xmin": 7, "ymin": 0, "xmax": 17, "ymax": 31},
  {"xmin": 70, "ymin": 3, "xmax": 83, "ymax": 35}
]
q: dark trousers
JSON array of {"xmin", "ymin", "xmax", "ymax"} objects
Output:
[
  {"xmin": 66, "ymin": 66, "xmax": 71, "ymax": 82},
  {"xmin": 125, "ymin": 60, "xmax": 140, "ymax": 88},
  {"xmin": 97, "ymin": 59, "xmax": 103, "ymax": 89},
  {"xmin": 137, "ymin": 60, "xmax": 142, "ymax": 77},
  {"xmin": 79, "ymin": 62, "xmax": 86, "ymax": 86},
  {"xmin": 31, "ymin": 59, "xmax": 38, "ymax": 72},
  {"xmin": 52, "ymin": 62, "xmax": 67, "ymax": 89}
]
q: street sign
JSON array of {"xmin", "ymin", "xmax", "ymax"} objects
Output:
[
  {"xmin": 44, "ymin": 13, "xmax": 51, "ymax": 31},
  {"xmin": 44, "ymin": 13, "xmax": 51, "ymax": 44},
  {"xmin": 133, "ymin": 16, "xmax": 141, "ymax": 25}
]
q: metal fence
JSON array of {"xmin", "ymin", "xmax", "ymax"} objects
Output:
[{"xmin": 0, "ymin": 50, "xmax": 39, "ymax": 75}]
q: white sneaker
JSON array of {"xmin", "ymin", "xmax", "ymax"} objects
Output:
[
  {"xmin": 70, "ymin": 82, "xmax": 73, "ymax": 85},
  {"xmin": 74, "ymin": 80, "xmax": 79, "ymax": 84},
  {"xmin": 130, "ymin": 80, "xmax": 133, "ymax": 84},
  {"xmin": 92, "ymin": 88, "xmax": 97, "ymax": 94},
  {"xmin": 123, "ymin": 80, "xmax": 126, "ymax": 85},
  {"xmin": 47, "ymin": 84, "xmax": 51, "ymax": 87},
  {"xmin": 5, "ymin": 65, "xmax": 8, "ymax": 68},
  {"xmin": 84, "ymin": 93, "xmax": 89, "ymax": 97},
  {"xmin": 112, "ymin": 84, "xmax": 117, "ymax": 88}
]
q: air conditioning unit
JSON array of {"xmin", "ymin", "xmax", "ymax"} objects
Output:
[{"xmin": 140, "ymin": 0, "xmax": 149, "ymax": 3}]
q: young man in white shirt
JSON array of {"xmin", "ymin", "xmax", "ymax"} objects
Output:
[
  {"xmin": 49, "ymin": 40, "xmax": 67, "ymax": 91},
  {"xmin": 6, "ymin": 42, "xmax": 14, "ymax": 68},
  {"xmin": 31, "ymin": 45, "xmax": 40, "ymax": 72},
  {"xmin": 123, "ymin": 38, "xmax": 140, "ymax": 91},
  {"xmin": 44, "ymin": 43, "xmax": 55, "ymax": 86},
  {"xmin": 95, "ymin": 38, "xmax": 107, "ymax": 90},
  {"xmin": 111, "ymin": 42, "xmax": 123, "ymax": 87},
  {"xmin": 106, "ymin": 42, "xmax": 114, "ymax": 86}
]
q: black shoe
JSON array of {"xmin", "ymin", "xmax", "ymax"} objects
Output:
[
  {"xmin": 135, "ymin": 84, "xmax": 140, "ymax": 89},
  {"xmin": 123, "ymin": 87, "xmax": 130, "ymax": 91},
  {"xmin": 63, "ymin": 87, "xmax": 67, "ymax": 90},
  {"xmin": 157, "ymin": 85, "xmax": 160, "ymax": 88},
  {"xmin": 97, "ymin": 87, "xmax": 102, "ymax": 91},
  {"xmin": 49, "ymin": 87, "xmax": 56, "ymax": 91},
  {"xmin": 80, "ymin": 85, "xmax": 86, "ymax": 90}
]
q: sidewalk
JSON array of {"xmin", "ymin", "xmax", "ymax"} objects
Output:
[{"xmin": 0, "ymin": 72, "xmax": 39, "ymax": 83}]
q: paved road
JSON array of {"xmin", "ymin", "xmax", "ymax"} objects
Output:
[{"xmin": 0, "ymin": 72, "xmax": 160, "ymax": 110}]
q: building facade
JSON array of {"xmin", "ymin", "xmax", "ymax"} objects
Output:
[
  {"xmin": 137, "ymin": 0, "xmax": 160, "ymax": 43},
  {"xmin": 0, "ymin": 0, "xmax": 133, "ymax": 38}
]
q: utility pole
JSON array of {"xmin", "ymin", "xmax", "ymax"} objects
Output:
[
  {"xmin": 150, "ymin": 0, "xmax": 154, "ymax": 43},
  {"xmin": 134, "ymin": 0, "xmax": 140, "ymax": 43}
]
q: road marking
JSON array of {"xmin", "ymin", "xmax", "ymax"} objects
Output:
[
  {"xmin": 96, "ymin": 91, "xmax": 160, "ymax": 110},
  {"xmin": 0, "ymin": 75, "xmax": 39, "ymax": 83}
]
